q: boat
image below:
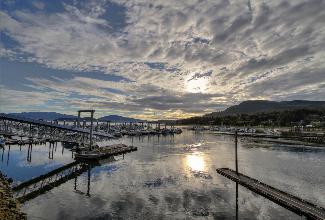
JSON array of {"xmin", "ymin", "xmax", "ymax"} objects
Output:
[
  {"xmin": 62, "ymin": 141, "xmax": 79, "ymax": 149},
  {"xmin": 173, "ymin": 128, "xmax": 182, "ymax": 134},
  {"xmin": 0, "ymin": 135, "xmax": 6, "ymax": 147},
  {"xmin": 113, "ymin": 132, "xmax": 122, "ymax": 138}
]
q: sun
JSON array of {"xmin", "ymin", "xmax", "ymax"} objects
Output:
[{"xmin": 185, "ymin": 75, "xmax": 209, "ymax": 93}]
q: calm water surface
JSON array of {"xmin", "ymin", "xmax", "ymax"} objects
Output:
[{"xmin": 1, "ymin": 129, "xmax": 324, "ymax": 220}]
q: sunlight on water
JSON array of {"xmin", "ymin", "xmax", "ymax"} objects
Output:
[{"xmin": 185, "ymin": 154, "xmax": 205, "ymax": 172}]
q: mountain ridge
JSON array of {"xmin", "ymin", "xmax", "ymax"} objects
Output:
[
  {"xmin": 205, "ymin": 100, "xmax": 325, "ymax": 117},
  {"xmin": 7, "ymin": 112, "xmax": 143, "ymax": 122}
]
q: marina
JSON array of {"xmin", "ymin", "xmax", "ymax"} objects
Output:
[
  {"xmin": 1, "ymin": 0, "xmax": 325, "ymax": 218},
  {"xmin": 0, "ymin": 128, "xmax": 324, "ymax": 219},
  {"xmin": 0, "ymin": 110, "xmax": 324, "ymax": 219},
  {"xmin": 0, "ymin": 113, "xmax": 182, "ymax": 148}
]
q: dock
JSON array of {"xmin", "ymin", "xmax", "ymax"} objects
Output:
[
  {"xmin": 0, "ymin": 113, "xmax": 182, "ymax": 146},
  {"xmin": 217, "ymin": 168, "xmax": 325, "ymax": 220},
  {"xmin": 74, "ymin": 144, "xmax": 137, "ymax": 160},
  {"xmin": 12, "ymin": 145, "xmax": 137, "ymax": 203},
  {"xmin": 0, "ymin": 114, "xmax": 112, "ymax": 138}
]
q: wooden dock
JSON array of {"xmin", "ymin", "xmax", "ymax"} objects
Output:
[
  {"xmin": 74, "ymin": 144, "xmax": 137, "ymax": 160},
  {"xmin": 217, "ymin": 168, "xmax": 325, "ymax": 220}
]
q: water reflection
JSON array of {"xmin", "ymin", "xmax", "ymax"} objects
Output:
[
  {"xmin": 0, "ymin": 130, "xmax": 324, "ymax": 219},
  {"xmin": 14, "ymin": 156, "xmax": 119, "ymax": 203},
  {"xmin": 27, "ymin": 144, "xmax": 32, "ymax": 162},
  {"xmin": 236, "ymin": 182, "xmax": 239, "ymax": 220},
  {"xmin": 185, "ymin": 154, "xmax": 205, "ymax": 172}
]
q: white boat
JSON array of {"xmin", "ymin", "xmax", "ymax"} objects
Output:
[{"xmin": 0, "ymin": 135, "xmax": 6, "ymax": 147}]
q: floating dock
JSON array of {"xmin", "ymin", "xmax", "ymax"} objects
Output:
[
  {"xmin": 217, "ymin": 168, "xmax": 325, "ymax": 220},
  {"xmin": 74, "ymin": 144, "xmax": 137, "ymax": 160}
]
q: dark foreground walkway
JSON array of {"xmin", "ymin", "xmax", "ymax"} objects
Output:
[{"xmin": 217, "ymin": 168, "xmax": 325, "ymax": 220}]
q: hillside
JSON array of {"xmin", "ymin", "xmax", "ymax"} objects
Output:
[
  {"xmin": 206, "ymin": 100, "xmax": 325, "ymax": 117},
  {"xmin": 98, "ymin": 115, "xmax": 144, "ymax": 122},
  {"xmin": 7, "ymin": 112, "xmax": 142, "ymax": 122},
  {"xmin": 8, "ymin": 112, "xmax": 77, "ymax": 121}
]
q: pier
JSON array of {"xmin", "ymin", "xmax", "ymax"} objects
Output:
[
  {"xmin": 0, "ymin": 113, "xmax": 113, "ymax": 138},
  {"xmin": 0, "ymin": 112, "xmax": 182, "ymax": 148},
  {"xmin": 217, "ymin": 168, "xmax": 325, "ymax": 220},
  {"xmin": 10, "ymin": 143, "xmax": 138, "ymax": 203}
]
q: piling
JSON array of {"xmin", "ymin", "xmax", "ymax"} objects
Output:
[{"xmin": 235, "ymin": 130, "xmax": 238, "ymax": 174}]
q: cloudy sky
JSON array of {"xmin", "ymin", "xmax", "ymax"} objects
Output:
[{"xmin": 0, "ymin": 0, "xmax": 325, "ymax": 119}]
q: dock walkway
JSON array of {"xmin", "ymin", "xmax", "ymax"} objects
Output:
[
  {"xmin": 217, "ymin": 168, "xmax": 325, "ymax": 220},
  {"xmin": 0, "ymin": 114, "xmax": 112, "ymax": 138}
]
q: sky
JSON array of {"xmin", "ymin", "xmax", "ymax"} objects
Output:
[{"xmin": 0, "ymin": 0, "xmax": 325, "ymax": 120}]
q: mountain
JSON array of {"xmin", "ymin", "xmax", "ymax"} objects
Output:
[
  {"xmin": 98, "ymin": 115, "xmax": 144, "ymax": 122},
  {"xmin": 205, "ymin": 100, "xmax": 325, "ymax": 117},
  {"xmin": 7, "ymin": 112, "xmax": 142, "ymax": 122},
  {"xmin": 8, "ymin": 112, "xmax": 77, "ymax": 121}
]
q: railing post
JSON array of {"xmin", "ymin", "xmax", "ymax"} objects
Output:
[
  {"xmin": 89, "ymin": 111, "xmax": 94, "ymax": 150},
  {"xmin": 77, "ymin": 111, "xmax": 81, "ymax": 128},
  {"xmin": 235, "ymin": 130, "xmax": 238, "ymax": 174}
]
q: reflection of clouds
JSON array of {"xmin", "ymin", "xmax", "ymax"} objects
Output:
[
  {"xmin": 239, "ymin": 138, "xmax": 325, "ymax": 208},
  {"xmin": 15, "ymin": 143, "xmax": 74, "ymax": 167},
  {"xmin": 19, "ymin": 130, "xmax": 323, "ymax": 219},
  {"xmin": 1, "ymin": 143, "xmax": 75, "ymax": 184}
]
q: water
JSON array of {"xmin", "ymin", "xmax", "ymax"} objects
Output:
[{"xmin": 1, "ymin": 129, "xmax": 324, "ymax": 219}]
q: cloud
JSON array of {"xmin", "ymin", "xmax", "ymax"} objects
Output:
[
  {"xmin": 1, "ymin": 0, "xmax": 325, "ymax": 118},
  {"xmin": 188, "ymin": 70, "xmax": 212, "ymax": 82},
  {"xmin": 0, "ymin": 85, "xmax": 64, "ymax": 112},
  {"xmin": 32, "ymin": 1, "xmax": 45, "ymax": 10}
]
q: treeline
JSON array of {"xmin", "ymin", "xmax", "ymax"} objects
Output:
[{"xmin": 176, "ymin": 109, "xmax": 325, "ymax": 127}]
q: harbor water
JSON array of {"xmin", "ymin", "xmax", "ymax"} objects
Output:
[{"xmin": 0, "ymin": 129, "xmax": 324, "ymax": 219}]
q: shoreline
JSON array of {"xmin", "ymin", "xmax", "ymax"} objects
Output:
[
  {"xmin": 210, "ymin": 131, "xmax": 325, "ymax": 148},
  {"xmin": 0, "ymin": 172, "xmax": 26, "ymax": 220}
]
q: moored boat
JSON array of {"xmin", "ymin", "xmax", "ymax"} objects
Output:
[{"xmin": 0, "ymin": 135, "xmax": 6, "ymax": 147}]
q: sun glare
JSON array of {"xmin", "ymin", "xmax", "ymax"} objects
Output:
[
  {"xmin": 186, "ymin": 154, "xmax": 205, "ymax": 172},
  {"xmin": 185, "ymin": 77, "xmax": 209, "ymax": 93}
]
